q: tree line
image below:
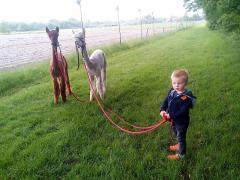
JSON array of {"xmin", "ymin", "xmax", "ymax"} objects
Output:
[
  {"xmin": 184, "ymin": 0, "xmax": 240, "ymax": 37},
  {"xmin": 0, "ymin": 14, "xmax": 203, "ymax": 33},
  {"xmin": 0, "ymin": 19, "xmax": 81, "ymax": 33}
]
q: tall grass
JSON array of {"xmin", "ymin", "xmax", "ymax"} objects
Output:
[{"xmin": 0, "ymin": 26, "xmax": 239, "ymax": 179}]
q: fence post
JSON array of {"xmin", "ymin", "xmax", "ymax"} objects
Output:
[
  {"xmin": 152, "ymin": 12, "xmax": 155, "ymax": 36},
  {"xmin": 116, "ymin": 5, "xmax": 122, "ymax": 44},
  {"xmin": 138, "ymin": 9, "xmax": 143, "ymax": 40}
]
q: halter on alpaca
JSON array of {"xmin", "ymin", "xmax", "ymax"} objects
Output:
[{"xmin": 46, "ymin": 27, "xmax": 72, "ymax": 104}]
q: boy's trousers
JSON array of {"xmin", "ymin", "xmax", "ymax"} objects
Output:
[{"xmin": 171, "ymin": 124, "xmax": 188, "ymax": 156}]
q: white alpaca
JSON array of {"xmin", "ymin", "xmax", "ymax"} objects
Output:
[{"xmin": 74, "ymin": 29, "xmax": 107, "ymax": 101}]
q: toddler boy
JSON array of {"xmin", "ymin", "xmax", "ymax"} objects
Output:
[{"xmin": 160, "ymin": 69, "xmax": 196, "ymax": 160}]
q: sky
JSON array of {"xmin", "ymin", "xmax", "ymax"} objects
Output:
[{"xmin": 0, "ymin": 0, "xmax": 189, "ymax": 23}]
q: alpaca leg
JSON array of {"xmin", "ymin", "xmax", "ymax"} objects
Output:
[
  {"xmin": 96, "ymin": 76, "xmax": 100, "ymax": 94},
  {"xmin": 89, "ymin": 75, "xmax": 95, "ymax": 101},
  {"xmin": 64, "ymin": 63, "xmax": 72, "ymax": 95},
  {"xmin": 101, "ymin": 69, "xmax": 106, "ymax": 99},
  {"xmin": 53, "ymin": 78, "xmax": 60, "ymax": 104},
  {"xmin": 60, "ymin": 77, "xmax": 67, "ymax": 102},
  {"xmin": 98, "ymin": 75, "xmax": 104, "ymax": 100},
  {"xmin": 102, "ymin": 80, "xmax": 106, "ymax": 99}
]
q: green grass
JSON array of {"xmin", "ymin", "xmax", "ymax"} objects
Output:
[{"xmin": 0, "ymin": 26, "xmax": 240, "ymax": 179}]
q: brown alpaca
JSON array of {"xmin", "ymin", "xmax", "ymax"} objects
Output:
[{"xmin": 46, "ymin": 27, "xmax": 72, "ymax": 104}]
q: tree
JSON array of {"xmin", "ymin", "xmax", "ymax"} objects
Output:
[
  {"xmin": 0, "ymin": 22, "xmax": 10, "ymax": 33},
  {"xmin": 184, "ymin": 0, "xmax": 240, "ymax": 36},
  {"xmin": 142, "ymin": 14, "xmax": 154, "ymax": 24}
]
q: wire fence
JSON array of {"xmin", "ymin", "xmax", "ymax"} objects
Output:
[{"xmin": 0, "ymin": 21, "xmax": 201, "ymax": 70}]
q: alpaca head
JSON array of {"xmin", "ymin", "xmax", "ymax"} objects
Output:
[
  {"xmin": 74, "ymin": 28, "xmax": 86, "ymax": 48},
  {"xmin": 46, "ymin": 27, "xmax": 59, "ymax": 49}
]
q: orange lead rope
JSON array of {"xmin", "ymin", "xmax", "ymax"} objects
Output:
[{"xmin": 83, "ymin": 63, "xmax": 168, "ymax": 134}]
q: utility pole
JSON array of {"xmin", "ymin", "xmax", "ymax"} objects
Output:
[
  {"xmin": 116, "ymin": 5, "xmax": 122, "ymax": 44},
  {"xmin": 138, "ymin": 9, "xmax": 142, "ymax": 40},
  {"xmin": 76, "ymin": 0, "xmax": 84, "ymax": 31}
]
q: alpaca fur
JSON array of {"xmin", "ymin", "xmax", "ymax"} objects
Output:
[
  {"xmin": 46, "ymin": 27, "xmax": 71, "ymax": 104},
  {"xmin": 74, "ymin": 30, "xmax": 107, "ymax": 101}
]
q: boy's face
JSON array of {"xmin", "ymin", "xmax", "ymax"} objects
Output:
[{"xmin": 171, "ymin": 76, "xmax": 186, "ymax": 93}]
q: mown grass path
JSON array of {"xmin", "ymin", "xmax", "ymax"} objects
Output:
[{"xmin": 0, "ymin": 26, "xmax": 239, "ymax": 179}]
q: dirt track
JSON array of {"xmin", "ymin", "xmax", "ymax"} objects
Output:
[{"xmin": 0, "ymin": 25, "xmax": 175, "ymax": 70}]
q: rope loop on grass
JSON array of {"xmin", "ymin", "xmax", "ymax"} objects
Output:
[
  {"xmin": 80, "ymin": 62, "xmax": 167, "ymax": 134},
  {"xmin": 58, "ymin": 47, "xmax": 167, "ymax": 134}
]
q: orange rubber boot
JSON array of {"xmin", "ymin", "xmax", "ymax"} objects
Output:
[
  {"xmin": 167, "ymin": 154, "xmax": 180, "ymax": 160},
  {"xmin": 169, "ymin": 144, "xmax": 179, "ymax": 151}
]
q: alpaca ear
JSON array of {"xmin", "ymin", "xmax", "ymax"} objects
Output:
[
  {"xmin": 46, "ymin": 27, "xmax": 50, "ymax": 33},
  {"xmin": 56, "ymin": 27, "xmax": 59, "ymax": 32}
]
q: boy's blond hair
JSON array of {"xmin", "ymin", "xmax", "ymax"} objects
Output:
[{"xmin": 171, "ymin": 69, "xmax": 189, "ymax": 84}]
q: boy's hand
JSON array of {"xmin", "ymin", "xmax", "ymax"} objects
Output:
[
  {"xmin": 160, "ymin": 111, "xmax": 166, "ymax": 117},
  {"xmin": 160, "ymin": 111, "xmax": 170, "ymax": 119},
  {"xmin": 165, "ymin": 113, "xmax": 170, "ymax": 119}
]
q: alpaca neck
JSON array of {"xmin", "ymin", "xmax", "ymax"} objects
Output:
[
  {"xmin": 52, "ymin": 48, "xmax": 58, "ymax": 66},
  {"xmin": 52, "ymin": 47, "xmax": 60, "ymax": 75},
  {"xmin": 82, "ymin": 45, "xmax": 94, "ymax": 69}
]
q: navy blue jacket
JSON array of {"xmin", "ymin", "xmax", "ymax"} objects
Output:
[{"xmin": 160, "ymin": 88, "xmax": 196, "ymax": 126}]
